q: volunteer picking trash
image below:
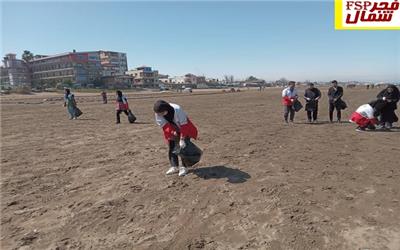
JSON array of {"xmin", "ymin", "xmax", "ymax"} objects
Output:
[
  {"xmin": 115, "ymin": 90, "xmax": 135, "ymax": 124},
  {"xmin": 376, "ymin": 84, "xmax": 399, "ymax": 129},
  {"xmin": 282, "ymin": 81, "xmax": 301, "ymax": 123},
  {"xmin": 101, "ymin": 91, "xmax": 108, "ymax": 104},
  {"xmin": 153, "ymin": 100, "xmax": 199, "ymax": 177},
  {"xmin": 328, "ymin": 80, "xmax": 346, "ymax": 123},
  {"xmin": 63, "ymin": 88, "xmax": 81, "ymax": 120},
  {"xmin": 350, "ymin": 99, "xmax": 386, "ymax": 132},
  {"xmin": 304, "ymin": 83, "xmax": 321, "ymax": 123}
]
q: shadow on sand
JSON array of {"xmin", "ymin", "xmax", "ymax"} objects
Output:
[
  {"xmin": 296, "ymin": 120, "xmax": 352, "ymax": 125},
  {"xmin": 132, "ymin": 121, "xmax": 152, "ymax": 125},
  {"xmin": 192, "ymin": 165, "xmax": 251, "ymax": 183}
]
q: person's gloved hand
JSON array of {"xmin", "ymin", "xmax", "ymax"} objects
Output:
[
  {"xmin": 179, "ymin": 138, "xmax": 186, "ymax": 148},
  {"xmin": 382, "ymin": 96, "xmax": 387, "ymax": 101}
]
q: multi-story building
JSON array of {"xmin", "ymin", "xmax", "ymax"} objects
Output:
[
  {"xmin": 184, "ymin": 73, "xmax": 197, "ymax": 84},
  {"xmin": 171, "ymin": 76, "xmax": 185, "ymax": 84},
  {"xmin": 99, "ymin": 51, "xmax": 128, "ymax": 76},
  {"xmin": 158, "ymin": 74, "xmax": 170, "ymax": 84},
  {"xmin": 1, "ymin": 50, "xmax": 128, "ymax": 89},
  {"xmin": 29, "ymin": 51, "xmax": 103, "ymax": 88},
  {"xmin": 0, "ymin": 54, "xmax": 31, "ymax": 88},
  {"xmin": 126, "ymin": 66, "xmax": 159, "ymax": 88}
]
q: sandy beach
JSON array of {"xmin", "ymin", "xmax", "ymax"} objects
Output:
[{"xmin": 1, "ymin": 87, "xmax": 399, "ymax": 249}]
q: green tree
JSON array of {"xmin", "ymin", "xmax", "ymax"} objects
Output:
[
  {"xmin": 22, "ymin": 50, "xmax": 34, "ymax": 62},
  {"xmin": 246, "ymin": 76, "xmax": 259, "ymax": 82}
]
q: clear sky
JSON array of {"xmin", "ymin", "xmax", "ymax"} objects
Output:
[{"xmin": 1, "ymin": 0, "xmax": 399, "ymax": 82}]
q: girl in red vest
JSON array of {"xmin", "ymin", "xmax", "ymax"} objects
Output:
[
  {"xmin": 153, "ymin": 100, "xmax": 198, "ymax": 177},
  {"xmin": 115, "ymin": 90, "xmax": 129, "ymax": 124}
]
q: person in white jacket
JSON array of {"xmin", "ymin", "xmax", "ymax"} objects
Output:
[
  {"xmin": 154, "ymin": 100, "xmax": 198, "ymax": 177},
  {"xmin": 281, "ymin": 81, "xmax": 298, "ymax": 123}
]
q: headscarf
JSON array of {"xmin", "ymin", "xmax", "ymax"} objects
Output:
[
  {"xmin": 378, "ymin": 84, "xmax": 400, "ymax": 101},
  {"xmin": 153, "ymin": 100, "xmax": 175, "ymax": 124},
  {"xmin": 116, "ymin": 90, "xmax": 125, "ymax": 103}
]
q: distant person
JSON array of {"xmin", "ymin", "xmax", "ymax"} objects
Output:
[
  {"xmin": 350, "ymin": 99, "xmax": 386, "ymax": 132},
  {"xmin": 376, "ymin": 84, "xmax": 400, "ymax": 129},
  {"xmin": 101, "ymin": 91, "xmax": 107, "ymax": 104},
  {"xmin": 282, "ymin": 81, "xmax": 298, "ymax": 123},
  {"xmin": 153, "ymin": 100, "xmax": 198, "ymax": 177},
  {"xmin": 328, "ymin": 80, "xmax": 344, "ymax": 123},
  {"xmin": 115, "ymin": 90, "xmax": 129, "ymax": 124},
  {"xmin": 63, "ymin": 88, "xmax": 78, "ymax": 120},
  {"xmin": 304, "ymin": 83, "xmax": 321, "ymax": 123}
]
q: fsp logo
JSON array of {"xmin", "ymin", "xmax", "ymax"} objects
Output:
[{"xmin": 335, "ymin": 0, "xmax": 400, "ymax": 29}]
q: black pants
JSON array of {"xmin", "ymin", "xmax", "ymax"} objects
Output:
[
  {"xmin": 307, "ymin": 103, "xmax": 318, "ymax": 121},
  {"xmin": 329, "ymin": 102, "xmax": 341, "ymax": 122},
  {"xmin": 284, "ymin": 105, "xmax": 295, "ymax": 122},
  {"xmin": 168, "ymin": 138, "xmax": 189, "ymax": 167},
  {"xmin": 116, "ymin": 110, "xmax": 129, "ymax": 123}
]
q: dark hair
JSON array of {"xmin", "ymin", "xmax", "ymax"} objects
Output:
[
  {"xmin": 331, "ymin": 80, "xmax": 338, "ymax": 84},
  {"xmin": 154, "ymin": 100, "xmax": 171, "ymax": 113},
  {"xmin": 116, "ymin": 90, "xmax": 122, "ymax": 97},
  {"xmin": 288, "ymin": 81, "xmax": 296, "ymax": 85},
  {"xmin": 154, "ymin": 100, "xmax": 175, "ymax": 124}
]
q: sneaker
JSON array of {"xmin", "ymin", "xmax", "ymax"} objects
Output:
[
  {"xmin": 385, "ymin": 122, "xmax": 393, "ymax": 129},
  {"xmin": 178, "ymin": 167, "xmax": 188, "ymax": 177},
  {"xmin": 355, "ymin": 127, "xmax": 366, "ymax": 132},
  {"xmin": 166, "ymin": 167, "xmax": 179, "ymax": 175}
]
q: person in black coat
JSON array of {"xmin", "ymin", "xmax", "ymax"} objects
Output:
[
  {"xmin": 376, "ymin": 84, "xmax": 400, "ymax": 129},
  {"xmin": 327, "ymin": 80, "xmax": 344, "ymax": 123},
  {"xmin": 304, "ymin": 83, "xmax": 321, "ymax": 123}
]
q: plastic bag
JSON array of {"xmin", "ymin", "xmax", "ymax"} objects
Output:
[
  {"xmin": 336, "ymin": 99, "xmax": 347, "ymax": 110},
  {"xmin": 305, "ymin": 100, "xmax": 317, "ymax": 112},
  {"xmin": 128, "ymin": 110, "xmax": 136, "ymax": 123},
  {"xmin": 293, "ymin": 100, "xmax": 303, "ymax": 112},
  {"xmin": 74, "ymin": 107, "xmax": 83, "ymax": 117},
  {"xmin": 175, "ymin": 140, "xmax": 202, "ymax": 167}
]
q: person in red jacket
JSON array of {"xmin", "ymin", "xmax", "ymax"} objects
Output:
[{"xmin": 153, "ymin": 100, "xmax": 198, "ymax": 177}]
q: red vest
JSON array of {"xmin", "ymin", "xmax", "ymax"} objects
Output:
[{"xmin": 162, "ymin": 118, "xmax": 198, "ymax": 141}]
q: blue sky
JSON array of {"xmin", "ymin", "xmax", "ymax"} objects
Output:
[{"xmin": 1, "ymin": 1, "xmax": 399, "ymax": 81}]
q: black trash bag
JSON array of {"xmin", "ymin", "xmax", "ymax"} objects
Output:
[
  {"xmin": 174, "ymin": 140, "xmax": 203, "ymax": 167},
  {"xmin": 335, "ymin": 99, "xmax": 347, "ymax": 110},
  {"xmin": 128, "ymin": 110, "xmax": 136, "ymax": 123},
  {"xmin": 74, "ymin": 107, "xmax": 83, "ymax": 117},
  {"xmin": 305, "ymin": 100, "xmax": 317, "ymax": 112},
  {"xmin": 293, "ymin": 100, "xmax": 303, "ymax": 112}
]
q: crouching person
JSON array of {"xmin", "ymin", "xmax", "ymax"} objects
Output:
[
  {"xmin": 153, "ymin": 100, "xmax": 198, "ymax": 177},
  {"xmin": 350, "ymin": 100, "xmax": 385, "ymax": 132}
]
